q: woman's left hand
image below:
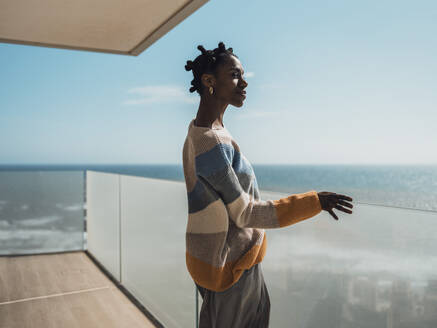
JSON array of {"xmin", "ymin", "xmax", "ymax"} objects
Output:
[{"xmin": 317, "ymin": 191, "xmax": 353, "ymax": 221}]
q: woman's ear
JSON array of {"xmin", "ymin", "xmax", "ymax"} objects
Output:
[{"xmin": 201, "ymin": 73, "xmax": 215, "ymax": 89}]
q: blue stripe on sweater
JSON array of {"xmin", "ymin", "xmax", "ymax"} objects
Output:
[
  {"xmin": 188, "ymin": 170, "xmax": 255, "ymax": 213},
  {"xmin": 195, "ymin": 143, "xmax": 254, "ymax": 178},
  {"xmin": 187, "ymin": 179, "xmax": 221, "ymax": 213},
  {"xmin": 232, "ymin": 151, "xmax": 254, "ymax": 177},
  {"xmin": 190, "ymin": 142, "xmax": 258, "ymax": 213},
  {"xmin": 195, "ymin": 143, "xmax": 234, "ymax": 177}
]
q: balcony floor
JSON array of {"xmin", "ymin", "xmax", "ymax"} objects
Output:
[{"xmin": 0, "ymin": 251, "xmax": 155, "ymax": 328}]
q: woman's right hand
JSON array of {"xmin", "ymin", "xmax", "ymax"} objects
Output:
[{"xmin": 317, "ymin": 191, "xmax": 353, "ymax": 221}]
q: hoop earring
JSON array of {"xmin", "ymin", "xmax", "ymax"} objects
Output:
[{"xmin": 209, "ymin": 86, "xmax": 214, "ymax": 95}]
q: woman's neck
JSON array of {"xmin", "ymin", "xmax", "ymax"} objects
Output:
[{"xmin": 195, "ymin": 97, "xmax": 227, "ymax": 128}]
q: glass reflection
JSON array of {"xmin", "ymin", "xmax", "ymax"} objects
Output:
[{"xmin": 261, "ymin": 202, "xmax": 437, "ymax": 327}]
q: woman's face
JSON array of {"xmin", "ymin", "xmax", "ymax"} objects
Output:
[{"xmin": 203, "ymin": 55, "xmax": 248, "ymax": 107}]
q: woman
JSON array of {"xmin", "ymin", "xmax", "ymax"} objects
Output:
[{"xmin": 182, "ymin": 41, "xmax": 353, "ymax": 327}]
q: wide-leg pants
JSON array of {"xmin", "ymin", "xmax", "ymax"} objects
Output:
[{"xmin": 195, "ymin": 263, "xmax": 271, "ymax": 328}]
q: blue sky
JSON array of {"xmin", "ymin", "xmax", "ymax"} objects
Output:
[{"xmin": 1, "ymin": 0, "xmax": 436, "ymax": 165}]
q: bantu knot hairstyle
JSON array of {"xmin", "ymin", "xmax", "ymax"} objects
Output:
[{"xmin": 185, "ymin": 41, "xmax": 238, "ymax": 96}]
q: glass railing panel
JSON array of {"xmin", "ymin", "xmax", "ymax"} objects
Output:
[
  {"xmin": 254, "ymin": 165, "xmax": 437, "ymax": 212},
  {"xmin": 85, "ymin": 171, "xmax": 121, "ymax": 281},
  {"xmin": 259, "ymin": 190, "xmax": 437, "ymax": 328},
  {"xmin": 0, "ymin": 170, "xmax": 85, "ymax": 255},
  {"xmin": 120, "ymin": 175, "xmax": 195, "ymax": 328}
]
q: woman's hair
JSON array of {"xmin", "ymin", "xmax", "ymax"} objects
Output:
[{"xmin": 185, "ymin": 41, "xmax": 238, "ymax": 96}]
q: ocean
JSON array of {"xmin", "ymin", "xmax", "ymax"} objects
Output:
[{"xmin": 1, "ymin": 163, "xmax": 436, "ymax": 211}]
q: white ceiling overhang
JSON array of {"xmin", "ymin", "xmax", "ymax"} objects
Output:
[{"xmin": 0, "ymin": 0, "xmax": 208, "ymax": 56}]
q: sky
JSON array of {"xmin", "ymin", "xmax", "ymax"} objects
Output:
[{"xmin": 0, "ymin": 0, "xmax": 436, "ymax": 165}]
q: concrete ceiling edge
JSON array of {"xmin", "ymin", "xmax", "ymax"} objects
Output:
[{"xmin": 0, "ymin": 0, "xmax": 210, "ymax": 56}]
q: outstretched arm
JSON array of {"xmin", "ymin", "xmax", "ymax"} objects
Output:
[{"xmin": 194, "ymin": 133, "xmax": 323, "ymax": 229}]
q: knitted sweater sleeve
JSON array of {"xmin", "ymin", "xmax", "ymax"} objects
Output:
[{"xmin": 195, "ymin": 132, "xmax": 322, "ymax": 229}]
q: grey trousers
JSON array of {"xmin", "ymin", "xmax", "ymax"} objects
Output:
[{"xmin": 195, "ymin": 263, "xmax": 271, "ymax": 328}]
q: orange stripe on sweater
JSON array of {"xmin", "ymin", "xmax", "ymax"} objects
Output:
[
  {"xmin": 272, "ymin": 190, "xmax": 322, "ymax": 227},
  {"xmin": 186, "ymin": 233, "xmax": 267, "ymax": 292}
]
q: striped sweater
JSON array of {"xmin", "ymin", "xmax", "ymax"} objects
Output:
[{"xmin": 182, "ymin": 118, "xmax": 322, "ymax": 292}]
